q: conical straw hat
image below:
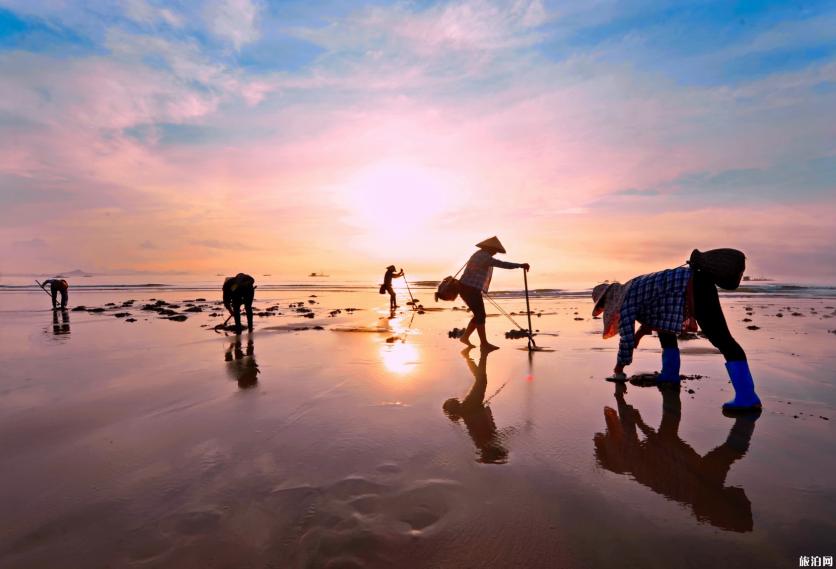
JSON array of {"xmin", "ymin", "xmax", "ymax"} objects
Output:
[{"xmin": 475, "ymin": 236, "xmax": 506, "ymax": 254}]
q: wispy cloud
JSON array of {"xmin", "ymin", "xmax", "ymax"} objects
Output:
[{"xmin": 0, "ymin": 0, "xmax": 834, "ymax": 281}]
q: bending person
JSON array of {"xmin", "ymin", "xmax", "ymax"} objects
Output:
[
  {"xmin": 40, "ymin": 278, "xmax": 69, "ymax": 310},
  {"xmin": 591, "ymin": 265, "xmax": 761, "ymax": 412},
  {"xmin": 458, "ymin": 236, "xmax": 529, "ymax": 350},
  {"xmin": 222, "ymin": 273, "xmax": 255, "ymax": 331}
]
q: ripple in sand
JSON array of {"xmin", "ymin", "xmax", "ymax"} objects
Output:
[
  {"xmin": 169, "ymin": 509, "xmax": 223, "ymax": 536},
  {"xmin": 375, "ymin": 463, "xmax": 402, "ymax": 474}
]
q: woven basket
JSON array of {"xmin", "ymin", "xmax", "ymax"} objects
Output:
[
  {"xmin": 435, "ymin": 276, "xmax": 461, "ymax": 302},
  {"xmin": 688, "ymin": 248, "xmax": 746, "ymax": 290}
]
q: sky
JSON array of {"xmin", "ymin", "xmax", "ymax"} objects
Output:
[{"xmin": 1, "ymin": 0, "xmax": 835, "ymax": 286}]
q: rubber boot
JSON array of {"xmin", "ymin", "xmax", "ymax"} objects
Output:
[
  {"xmin": 657, "ymin": 348, "xmax": 680, "ymax": 382},
  {"xmin": 722, "ymin": 360, "xmax": 762, "ymax": 412}
]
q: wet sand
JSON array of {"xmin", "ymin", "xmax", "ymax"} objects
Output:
[{"xmin": 0, "ymin": 287, "xmax": 834, "ymax": 568}]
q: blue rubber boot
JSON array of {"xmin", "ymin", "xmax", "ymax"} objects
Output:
[
  {"xmin": 657, "ymin": 348, "xmax": 680, "ymax": 382},
  {"xmin": 723, "ymin": 360, "xmax": 762, "ymax": 412}
]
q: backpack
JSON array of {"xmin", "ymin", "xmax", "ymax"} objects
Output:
[{"xmin": 688, "ymin": 248, "xmax": 746, "ymax": 290}]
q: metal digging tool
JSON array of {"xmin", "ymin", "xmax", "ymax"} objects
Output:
[
  {"xmin": 523, "ymin": 269, "xmax": 537, "ymax": 351},
  {"xmin": 216, "ymin": 313, "xmax": 234, "ymax": 330},
  {"xmin": 402, "ymin": 271, "xmax": 418, "ymax": 306},
  {"xmin": 34, "ymin": 280, "xmax": 53, "ymax": 299}
]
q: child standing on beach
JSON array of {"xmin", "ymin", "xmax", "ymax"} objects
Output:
[{"xmin": 381, "ymin": 265, "xmax": 404, "ymax": 311}]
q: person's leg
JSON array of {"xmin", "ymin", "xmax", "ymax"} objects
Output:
[
  {"xmin": 461, "ymin": 318, "xmax": 477, "ymax": 347},
  {"xmin": 232, "ymin": 299, "xmax": 242, "ymax": 329},
  {"xmin": 658, "ymin": 332, "xmax": 680, "ymax": 382},
  {"xmin": 694, "ymin": 273, "xmax": 745, "ymax": 361},
  {"xmin": 459, "ymin": 286, "xmax": 479, "ymax": 346},
  {"xmin": 470, "ymin": 294, "xmax": 496, "ymax": 350},
  {"xmin": 244, "ymin": 288, "xmax": 254, "ymax": 331},
  {"xmin": 60, "ymin": 287, "xmax": 68, "ymax": 309},
  {"xmin": 476, "ymin": 323, "xmax": 497, "ymax": 350},
  {"xmin": 694, "ymin": 271, "xmax": 760, "ymax": 411},
  {"xmin": 50, "ymin": 287, "xmax": 58, "ymax": 310}
]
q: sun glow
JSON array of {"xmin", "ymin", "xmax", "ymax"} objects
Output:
[{"xmin": 336, "ymin": 162, "xmax": 467, "ymax": 256}]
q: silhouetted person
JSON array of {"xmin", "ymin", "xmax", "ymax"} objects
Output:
[
  {"xmin": 593, "ymin": 383, "xmax": 759, "ymax": 532},
  {"xmin": 443, "ymin": 348, "xmax": 508, "ymax": 464},
  {"xmin": 458, "ymin": 236, "xmax": 529, "ymax": 351},
  {"xmin": 51, "ymin": 309, "xmax": 70, "ymax": 335},
  {"xmin": 380, "ymin": 265, "xmax": 404, "ymax": 311},
  {"xmin": 225, "ymin": 333, "xmax": 259, "ymax": 389},
  {"xmin": 592, "ymin": 263, "xmax": 761, "ymax": 412},
  {"xmin": 40, "ymin": 279, "xmax": 69, "ymax": 310},
  {"xmin": 222, "ymin": 273, "xmax": 255, "ymax": 331}
]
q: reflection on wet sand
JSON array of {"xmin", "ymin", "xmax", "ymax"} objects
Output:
[
  {"xmin": 378, "ymin": 311, "xmax": 421, "ymax": 375},
  {"xmin": 224, "ymin": 333, "xmax": 259, "ymax": 389},
  {"xmin": 443, "ymin": 349, "xmax": 509, "ymax": 464},
  {"xmin": 51, "ymin": 310, "xmax": 70, "ymax": 336},
  {"xmin": 594, "ymin": 383, "xmax": 759, "ymax": 532}
]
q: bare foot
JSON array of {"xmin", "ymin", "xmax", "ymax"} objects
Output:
[
  {"xmin": 481, "ymin": 343, "xmax": 500, "ymax": 352},
  {"xmin": 460, "ymin": 337, "xmax": 475, "ymax": 348}
]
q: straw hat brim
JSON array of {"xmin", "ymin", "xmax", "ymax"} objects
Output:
[
  {"xmin": 476, "ymin": 236, "xmax": 506, "ymax": 254},
  {"xmin": 595, "ymin": 282, "xmax": 629, "ymax": 339}
]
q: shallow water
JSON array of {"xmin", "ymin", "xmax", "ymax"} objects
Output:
[{"xmin": 0, "ymin": 287, "xmax": 834, "ymax": 568}]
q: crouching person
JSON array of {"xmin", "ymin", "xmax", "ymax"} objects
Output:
[
  {"xmin": 223, "ymin": 273, "xmax": 255, "ymax": 331},
  {"xmin": 591, "ymin": 260, "xmax": 761, "ymax": 413},
  {"xmin": 41, "ymin": 279, "xmax": 69, "ymax": 310}
]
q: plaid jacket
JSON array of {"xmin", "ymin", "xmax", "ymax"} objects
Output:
[
  {"xmin": 618, "ymin": 267, "xmax": 692, "ymax": 366},
  {"xmin": 460, "ymin": 250, "xmax": 521, "ymax": 293}
]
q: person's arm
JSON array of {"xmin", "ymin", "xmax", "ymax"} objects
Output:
[
  {"xmin": 395, "ymin": 270, "xmax": 404, "ymax": 278},
  {"xmin": 489, "ymin": 258, "xmax": 529, "ymax": 270},
  {"xmin": 615, "ymin": 303, "xmax": 638, "ymax": 373}
]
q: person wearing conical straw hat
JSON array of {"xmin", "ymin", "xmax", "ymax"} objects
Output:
[
  {"xmin": 458, "ymin": 236, "xmax": 529, "ymax": 351},
  {"xmin": 591, "ymin": 263, "xmax": 762, "ymax": 413}
]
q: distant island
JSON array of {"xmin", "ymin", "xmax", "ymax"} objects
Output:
[
  {"xmin": 742, "ymin": 276, "xmax": 773, "ymax": 282},
  {"xmin": 54, "ymin": 269, "xmax": 95, "ymax": 278},
  {"xmin": 309, "ymin": 272, "xmax": 329, "ymax": 277}
]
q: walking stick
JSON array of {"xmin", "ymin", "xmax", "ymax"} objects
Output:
[{"xmin": 523, "ymin": 269, "xmax": 537, "ymax": 351}]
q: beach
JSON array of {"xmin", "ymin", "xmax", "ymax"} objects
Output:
[{"xmin": 0, "ymin": 282, "xmax": 834, "ymax": 568}]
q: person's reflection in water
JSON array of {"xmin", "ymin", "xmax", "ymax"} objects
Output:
[
  {"xmin": 224, "ymin": 332, "xmax": 259, "ymax": 389},
  {"xmin": 594, "ymin": 383, "xmax": 759, "ymax": 532},
  {"xmin": 443, "ymin": 348, "xmax": 509, "ymax": 464},
  {"xmin": 52, "ymin": 309, "xmax": 70, "ymax": 336}
]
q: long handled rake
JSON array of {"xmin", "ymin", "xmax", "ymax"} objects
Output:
[{"xmin": 402, "ymin": 271, "xmax": 418, "ymax": 306}]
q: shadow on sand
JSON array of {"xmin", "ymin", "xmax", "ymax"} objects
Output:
[
  {"xmin": 224, "ymin": 332, "xmax": 259, "ymax": 389},
  {"xmin": 443, "ymin": 348, "xmax": 509, "ymax": 464},
  {"xmin": 594, "ymin": 382, "xmax": 759, "ymax": 532}
]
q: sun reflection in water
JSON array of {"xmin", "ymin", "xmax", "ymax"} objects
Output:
[{"xmin": 379, "ymin": 341, "xmax": 420, "ymax": 376}]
